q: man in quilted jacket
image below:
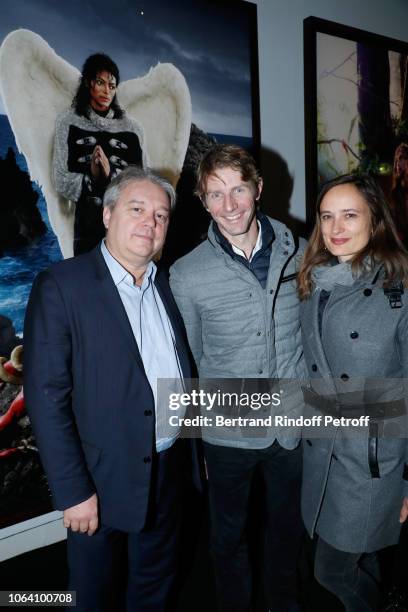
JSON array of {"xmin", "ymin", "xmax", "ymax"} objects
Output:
[{"xmin": 170, "ymin": 144, "xmax": 306, "ymax": 612}]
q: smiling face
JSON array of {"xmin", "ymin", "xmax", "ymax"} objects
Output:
[
  {"xmin": 319, "ymin": 183, "xmax": 372, "ymax": 262},
  {"xmin": 203, "ymin": 166, "xmax": 261, "ymax": 242},
  {"xmin": 89, "ymin": 70, "xmax": 117, "ymax": 112},
  {"xmin": 103, "ymin": 180, "xmax": 170, "ymax": 273}
]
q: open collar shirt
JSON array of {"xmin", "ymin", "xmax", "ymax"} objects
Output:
[{"xmin": 101, "ymin": 240, "xmax": 183, "ymax": 452}]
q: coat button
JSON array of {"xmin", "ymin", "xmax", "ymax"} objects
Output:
[
  {"xmin": 350, "ymin": 331, "xmax": 359, "ymax": 339},
  {"xmin": 258, "ymin": 369, "xmax": 263, "ymax": 374},
  {"xmin": 363, "ymin": 288, "xmax": 372, "ymax": 296},
  {"xmin": 283, "ymin": 251, "xmax": 289, "ymax": 256},
  {"xmin": 311, "ymin": 364, "xmax": 317, "ymax": 372},
  {"xmin": 143, "ymin": 456, "xmax": 151, "ymax": 463},
  {"xmin": 270, "ymin": 289, "xmax": 274, "ymax": 294},
  {"xmin": 144, "ymin": 409, "xmax": 153, "ymax": 416},
  {"xmin": 340, "ymin": 373, "xmax": 349, "ymax": 381},
  {"xmin": 257, "ymin": 331, "xmax": 262, "ymax": 336}
]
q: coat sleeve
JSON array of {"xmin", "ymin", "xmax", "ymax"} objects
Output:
[
  {"xmin": 23, "ymin": 271, "xmax": 96, "ymax": 510},
  {"xmin": 169, "ymin": 264, "xmax": 203, "ymax": 371},
  {"xmin": 52, "ymin": 112, "xmax": 85, "ymax": 202},
  {"xmin": 397, "ymin": 311, "xmax": 408, "ymax": 498}
]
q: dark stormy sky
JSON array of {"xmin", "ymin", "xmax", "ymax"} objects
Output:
[{"xmin": 0, "ymin": 0, "xmax": 256, "ymax": 136}]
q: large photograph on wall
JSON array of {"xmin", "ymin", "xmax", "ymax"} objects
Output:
[
  {"xmin": 0, "ymin": 0, "xmax": 259, "ymax": 529},
  {"xmin": 304, "ymin": 16, "xmax": 408, "ymax": 235}
]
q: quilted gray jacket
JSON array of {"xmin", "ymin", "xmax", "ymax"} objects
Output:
[{"xmin": 170, "ymin": 216, "xmax": 307, "ymax": 449}]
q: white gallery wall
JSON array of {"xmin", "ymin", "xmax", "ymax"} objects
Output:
[{"xmin": 246, "ymin": 0, "xmax": 408, "ymax": 221}]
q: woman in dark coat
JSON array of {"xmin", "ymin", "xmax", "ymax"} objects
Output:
[{"xmin": 297, "ymin": 174, "xmax": 408, "ymax": 611}]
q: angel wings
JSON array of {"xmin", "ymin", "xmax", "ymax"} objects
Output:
[{"xmin": 0, "ymin": 29, "xmax": 192, "ymax": 258}]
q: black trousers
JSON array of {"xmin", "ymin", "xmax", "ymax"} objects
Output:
[
  {"xmin": 67, "ymin": 442, "xmax": 184, "ymax": 612},
  {"xmin": 203, "ymin": 440, "xmax": 304, "ymax": 612},
  {"xmin": 314, "ymin": 537, "xmax": 381, "ymax": 612}
]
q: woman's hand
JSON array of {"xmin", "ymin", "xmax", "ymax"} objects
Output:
[{"xmin": 399, "ymin": 496, "xmax": 408, "ymax": 523}]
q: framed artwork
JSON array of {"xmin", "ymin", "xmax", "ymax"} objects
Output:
[
  {"xmin": 0, "ymin": 0, "xmax": 259, "ymax": 531},
  {"xmin": 304, "ymin": 16, "xmax": 408, "ymax": 231}
]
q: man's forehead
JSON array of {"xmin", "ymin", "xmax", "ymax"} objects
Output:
[
  {"xmin": 120, "ymin": 180, "xmax": 170, "ymax": 208},
  {"xmin": 206, "ymin": 167, "xmax": 244, "ymax": 187}
]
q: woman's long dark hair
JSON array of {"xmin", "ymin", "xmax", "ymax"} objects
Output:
[
  {"xmin": 72, "ymin": 53, "xmax": 123, "ymax": 119},
  {"xmin": 298, "ymin": 174, "xmax": 408, "ymax": 299}
]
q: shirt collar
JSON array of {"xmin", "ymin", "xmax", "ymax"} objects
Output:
[
  {"xmin": 230, "ymin": 220, "xmax": 262, "ymax": 261},
  {"xmin": 100, "ymin": 240, "xmax": 156, "ymax": 288}
]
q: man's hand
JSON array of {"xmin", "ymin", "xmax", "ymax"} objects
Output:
[
  {"xmin": 399, "ymin": 496, "xmax": 408, "ymax": 523},
  {"xmin": 90, "ymin": 145, "xmax": 110, "ymax": 180},
  {"xmin": 63, "ymin": 493, "xmax": 99, "ymax": 535}
]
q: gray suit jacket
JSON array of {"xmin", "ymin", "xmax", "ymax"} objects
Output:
[{"xmin": 300, "ymin": 265, "xmax": 408, "ymax": 552}]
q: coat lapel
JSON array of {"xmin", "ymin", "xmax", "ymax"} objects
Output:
[
  {"xmin": 307, "ymin": 263, "xmax": 384, "ymax": 377},
  {"xmin": 89, "ymin": 247, "xmax": 190, "ymax": 378},
  {"xmin": 90, "ymin": 247, "xmax": 146, "ymax": 371},
  {"xmin": 154, "ymin": 269, "xmax": 191, "ymax": 378},
  {"xmin": 302, "ymin": 290, "xmax": 337, "ymax": 395}
]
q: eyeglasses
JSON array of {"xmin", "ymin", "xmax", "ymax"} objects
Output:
[{"xmin": 203, "ymin": 184, "xmax": 253, "ymax": 205}]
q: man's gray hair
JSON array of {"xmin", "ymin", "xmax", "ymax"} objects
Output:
[{"xmin": 103, "ymin": 166, "xmax": 176, "ymax": 210}]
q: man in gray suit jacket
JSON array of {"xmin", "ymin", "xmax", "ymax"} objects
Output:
[{"xmin": 170, "ymin": 145, "xmax": 306, "ymax": 612}]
